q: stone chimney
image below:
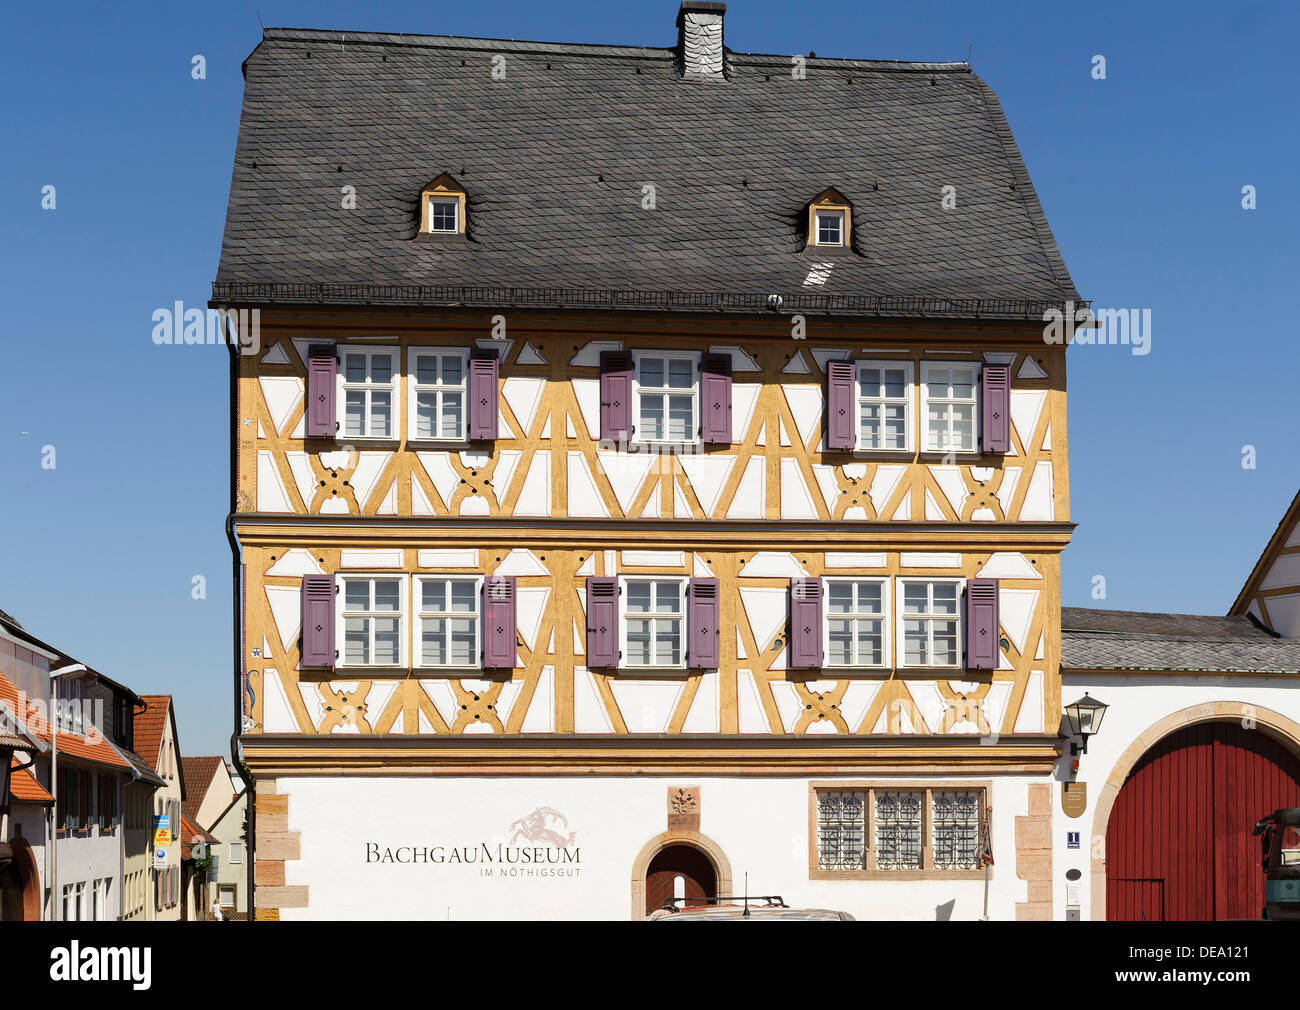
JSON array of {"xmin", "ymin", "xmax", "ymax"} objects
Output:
[{"xmin": 677, "ymin": 2, "xmax": 726, "ymax": 79}]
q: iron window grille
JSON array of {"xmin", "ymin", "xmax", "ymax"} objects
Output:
[
  {"xmin": 817, "ymin": 791, "xmax": 867, "ymax": 870},
  {"xmin": 932, "ymin": 791, "xmax": 982, "ymax": 870}
]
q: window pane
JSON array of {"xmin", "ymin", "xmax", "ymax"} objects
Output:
[
  {"xmin": 858, "ymin": 583, "xmax": 883, "ymax": 614},
  {"xmin": 441, "ymin": 392, "xmax": 462, "ymax": 438},
  {"xmin": 449, "ymin": 581, "xmax": 476, "ymax": 613},
  {"xmin": 416, "ymin": 356, "xmax": 440, "ymax": 384},
  {"xmin": 626, "ymin": 582, "xmax": 652, "ymax": 614},
  {"xmin": 828, "ymin": 619, "xmax": 852, "ymax": 665},
  {"xmin": 927, "ymin": 369, "xmax": 949, "ymax": 398},
  {"xmin": 667, "ymin": 396, "xmax": 693, "ymax": 440},
  {"xmin": 371, "ymin": 356, "xmax": 392, "ymax": 383},
  {"xmin": 422, "ymin": 618, "xmax": 447, "ymax": 665},
  {"xmin": 373, "ymin": 580, "xmax": 401, "ymax": 612},
  {"xmin": 933, "ymin": 791, "xmax": 981, "ymax": 869},
  {"xmin": 421, "ymin": 580, "xmax": 447, "ymax": 612},
  {"xmin": 875, "ymin": 791, "xmax": 923, "ymax": 869},
  {"xmin": 442, "ymin": 356, "xmax": 462, "ymax": 385},
  {"xmin": 640, "ymin": 395, "xmax": 664, "ymax": 441},
  {"xmin": 903, "ymin": 584, "xmax": 928, "ymax": 615},
  {"xmin": 654, "ymin": 582, "xmax": 679, "ymax": 613},
  {"xmin": 856, "ymin": 622, "xmax": 882, "ymax": 665},
  {"xmin": 655, "ymin": 619, "xmax": 681, "ymax": 665},
  {"xmin": 344, "ymin": 354, "xmax": 367, "ymax": 382},
  {"xmin": 415, "ymin": 392, "xmax": 437, "ymax": 438},
  {"xmin": 932, "ymin": 621, "xmax": 959, "ymax": 666},
  {"xmin": 369, "ymin": 391, "xmax": 391, "ymax": 437},
  {"xmin": 344, "ymin": 581, "xmax": 370, "ymax": 611},
  {"xmin": 344, "ymin": 617, "xmax": 370, "ymax": 664},
  {"xmin": 932, "ymin": 584, "xmax": 958, "ymax": 614},
  {"xmin": 951, "ymin": 369, "xmax": 974, "ymax": 399},
  {"xmin": 667, "ymin": 359, "xmax": 692, "ymax": 388},
  {"xmin": 904, "ymin": 621, "xmax": 928, "ymax": 665},
  {"xmin": 640, "ymin": 359, "xmax": 663, "ymax": 387},
  {"xmin": 373, "ymin": 618, "xmax": 400, "ymax": 665},
  {"xmin": 817, "ymin": 791, "xmax": 865, "ymax": 870},
  {"xmin": 344, "ymin": 391, "xmax": 365, "ymax": 437},
  {"xmin": 858, "ymin": 368, "xmax": 880, "ymax": 396},
  {"xmin": 450, "ymin": 618, "xmax": 476, "ymax": 666},
  {"xmin": 884, "ymin": 404, "xmax": 906, "ymax": 448},
  {"xmin": 827, "ymin": 582, "xmax": 853, "ymax": 615},
  {"xmin": 883, "ymin": 369, "xmax": 906, "ymax": 397},
  {"xmin": 626, "ymin": 620, "xmax": 651, "ymax": 665}
]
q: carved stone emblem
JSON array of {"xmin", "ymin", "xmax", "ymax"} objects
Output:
[{"xmin": 667, "ymin": 786, "xmax": 700, "ymax": 832}]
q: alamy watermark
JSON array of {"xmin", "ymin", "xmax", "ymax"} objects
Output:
[
  {"xmin": 151, "ymin": 301, "xmax": 260, "ymax": 355},
  {"xmin": 1043, "ymin": 300, "xmax": 1151, "ymax": 356}
]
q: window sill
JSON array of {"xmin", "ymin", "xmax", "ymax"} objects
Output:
[
  {"xmin": 406, "ymin": 437, "xmax": 472, "ymax": 448},
  {"xmin": 614, "ymin": 666, "xmax": 691, "ymax": 676}
]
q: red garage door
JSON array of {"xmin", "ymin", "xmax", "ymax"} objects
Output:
[{"xmin": 1106, "ymin": 721, "xmax": 1300, "ymax": 920}]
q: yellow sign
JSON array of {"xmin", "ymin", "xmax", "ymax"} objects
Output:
[
  {"xmin": 153, "ymin": 813, "xmax": 172, "ymax": 847},
  {"xmin": 1061, "ymin": 781, "xmax": 1087, "ymax": 819}
]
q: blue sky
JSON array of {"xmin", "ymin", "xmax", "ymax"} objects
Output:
[{"xmin": 1, "ymin": 0, "xmax": 1295, "ymax": 756}]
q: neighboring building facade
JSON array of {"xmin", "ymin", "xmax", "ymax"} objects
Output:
[
  {"xmin": 1062, "ymin": 489, "xmax": 1300, "ymax": 921},
  {"xmin": 218, "ymin": 6, "xmax": 1082, "ymax": 919},
  {"xmin": 135, "ymin": 695, "xmax": 185, "ymax": 921},
  {"xmin": 0, "ymin": 611, "xmax": 164, "ymax": 921},
  {"xmin": 182, "ymin": 756, "xmax": 248, "ymax": 917}
]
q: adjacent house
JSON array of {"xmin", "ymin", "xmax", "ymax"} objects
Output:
[
  {"xmin": 217, "ymin": 4, "xmax": 1083, "ymax": 919},
  {"xmin": 182, "ymin": 755, "xmax": 249, "ymax": 918},
  {"xmin": 1061, "ymin": 489, "xmax": 1300, "ymax": 920},
  {"xmin": 134, "ymin": 695, "xmax": 185, "ymax": 921},
  {"xmin": 0, "ymin": 610, "xmax": 164, "ymax": 920}
]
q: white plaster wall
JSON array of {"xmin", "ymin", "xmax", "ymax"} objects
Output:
[
  {"xmin": 1056, "ymin": 672, "xmax": 1300, "ymax": 921},
  {"xmin": 277, "ymin": 773, "xmax": 1042, "ymax": 921}
]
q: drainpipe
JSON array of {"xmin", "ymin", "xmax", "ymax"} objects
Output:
[{"xmin": 222, "ymin": 304, "xmax": 256, "ymax": 922}]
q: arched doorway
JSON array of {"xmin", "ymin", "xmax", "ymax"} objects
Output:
[
  {"xmin": 0, "ymin": 838, "xmax": 42, "ymax": 921},
  {"xmin": 645, "ymin": 844, "xmax": 718, "ymax": 915},
  {"xmin": 1105, "ymin": 720, "xmax": 1300, "ymax": 920}
]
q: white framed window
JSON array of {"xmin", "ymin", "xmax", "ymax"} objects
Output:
[
  {"xmin": 339, "ymin": 347, "xmax": 398, "ymax": 440},
  {"xmin": 824, "ymin": 578, "xmax": 890, "ymax": 668},
  {"xmin": 337, "ymin": 574, "xmax": 407, "ymax": 668},
  {"xmin": 632, "ymin": 351, "xmax": 698, "ymax": 444},
  {"xmin": 408, "ymin": 348, "xmax": 469, "ymax": 441},
  {"xmin": 218, "ymin": 885, "xmax": 237, "ymax": 906},
  {"xmin": 427, "ymin": 196, "xmax": 459, "ymax": 233},
  {"xmin": 897, "ymin": 578, "xmax": 963, "ymax": 669},
  {"xmin": 229, "ymin": 841, "xmax": 244, "ymax": 864},
  {"xmin": 414, "ymin": 576, "xmax": 482, "ymax": 669},
  {"xmin": 620, "ymin": 576, "xmax": 687, "ymax": 669},
  {"xmin": 921, "ymin": 362, "xmax": 979, "ymax": 453},
  {"xmin": 856, "ymin": 360, "xmax": 912, "ymax": 452},
  {"xmin": 814, "ymin": 208, "xmax": 845, "ymax": 246}
]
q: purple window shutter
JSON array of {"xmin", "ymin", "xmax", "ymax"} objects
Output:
[
  {"xmin": 468, "ymin": 350, "xmax": 499, "ymax": 440},
  {"xmin": 599, "ymin": 351, "xmax": 633, "ymax": 442},
  {"xmin": 687, "ymin": 578, "xmax": 721, "ymax": 669},
  {"xmin": 789, "ymin": 578, "xmax": 824, "ymax": 668},
  {"xmin": 305, "ymin": 346, "xmax": 337, "ymax": 438},
  {"xmin": 482, "ymin": 576, "xmax": 517, "ymax": 669},
  {"xmin": 586, "ymin": 576, "xmax": 620, "ymax": 667},
  {"xmin": 965, "ymin": 578, "xmax": 1000, "ymax": 671},
  {"xmin": 982, "ymin": 365, "xmax": 1010, "ymax": 453},
  {"xmin": 699, "ymin": 353, "xmax": 733, "ymax": 444},
  {"xmin": 825, "ymin": 360, "xmax": 856, "ymax": 450},
  {"xmin": 299, "ymin": 574, "xmax": 336, "ymax": 668}
]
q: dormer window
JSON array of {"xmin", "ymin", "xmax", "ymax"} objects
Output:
[
  {"xmin": 806, "ymin": 187, "xmax": 853, "ymax": 250},
  {"xmin": 428, "ymin": 197, "xmax": 459, "ymax": 233},
  {"xmin": 418, "ymin": 173, "xmax": 467, "ymax": 236},
  {"xmin": 816, "ymin": 209, "xmax": 844, "ymax": 246}
]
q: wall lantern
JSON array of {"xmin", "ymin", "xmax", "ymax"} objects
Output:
[{"xmin": 1064, "ymin": 693, "xmax": 1108, "ymax": 754}]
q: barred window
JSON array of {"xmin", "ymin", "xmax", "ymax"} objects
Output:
[
  {"xmin": 816, "ymin": 791, "xmax": 866, "ymax": 870},
  {"xmin": 874, "ymin": 791, "xmax": 923, "ymax": 869},
  {"xmin": 932, "ymin": 791, "xmax": 982, "ymax": 870}
]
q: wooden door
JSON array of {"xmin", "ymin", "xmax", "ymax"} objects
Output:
[
  {"xmin": 1106, "ymin": 721, "xmax": 1300, "ymax": 920},
  {"xmin": 645, "ymin": 845, "xmax": 718, "ymax": 914}
]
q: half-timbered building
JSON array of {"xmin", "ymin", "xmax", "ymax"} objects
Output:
[{"xmin": 217, "ymin": 4, "xmax": 1082, "ymax": 919}]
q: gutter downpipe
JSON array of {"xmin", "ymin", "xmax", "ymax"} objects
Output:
[{"xmin": 221, "ymin": 304, "xmax": 256, "ymax": 922}]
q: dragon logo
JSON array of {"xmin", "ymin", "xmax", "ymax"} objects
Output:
[{"xmin": 509, "ymin": 807, "xmax": 577, "ymax": 847}]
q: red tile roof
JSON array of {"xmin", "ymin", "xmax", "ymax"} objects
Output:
[
  {"xmin": 133, "ymin": 694, "xmax": 171, "ymax": 769},
  {"xmin": 9, "ymin": 759, "xmax": 53, "ymax": 804},
  {"xmin": 0, "ymin": 672, "xmax": 130, "ymax": 770}
]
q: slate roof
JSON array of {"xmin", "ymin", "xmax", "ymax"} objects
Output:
[
  {"xmin": 213, "ymin": 25, "xmax": 1080, "ymax": 319},
  {"xmin": 1061, "ymin": 607, "xmax": 1300, "ymax": 675}
]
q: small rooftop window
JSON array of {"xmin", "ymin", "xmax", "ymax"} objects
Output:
[
  {"xmin": 418, "ymin": 173, "xmax": 467, "ymax": 236},
  {"xmin": 806, "ymin": 187, "xmax": 853, "ymax": 251}
]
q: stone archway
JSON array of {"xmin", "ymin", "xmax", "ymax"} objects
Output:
[
  {"xmin": 629, "ymin": 831, "xmax": 733, "ymax": 920},
  {"xmin": 1090, "ymin": 701, "xmax": 1300, "ymax": 919},
  {"xmin": 0, "ymin": 836, "xmax": 42, "ymax": 921}
]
